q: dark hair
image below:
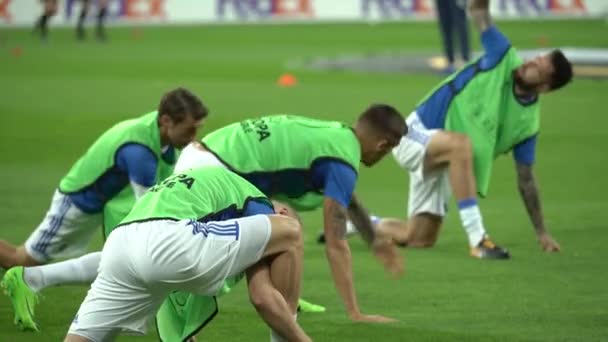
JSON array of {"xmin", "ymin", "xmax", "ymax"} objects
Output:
[
  {"xmin": 158, "ymin": 87, "xmax": 208, "ymax": 123},
  {"xmin": 549, "ymin": 49, "xmax": 573, "ymax": 90},
  {"xmin": 357, "ymin": 104, "xmax": 407, "ymax": 144}
]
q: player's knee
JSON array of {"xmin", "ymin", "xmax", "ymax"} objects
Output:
[
  {"xmin": 408, "ymin": 229, "xmax": 439, "ymax": 248},
  {"xmin": 282, "ymin": 216, "xmax": 302, "ymax": 247},
  {"xmin": 447, "ymin": 133, "xmax": 472, "ymax": 160},
  {"xmin": 265, "ymin": 215, "xmax": 302, "ymax": 257}
]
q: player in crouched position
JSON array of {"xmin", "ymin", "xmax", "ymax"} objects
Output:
[
  {"xmin": 1, "ymin": 88, "xmax": 207, "ymax": 331},
  {"xmin": 64, "ymin": 167, "xmax": 311, "ymax": 342},
  {"xmin": 174, "ymin": 106, "xmax": 407, "ymax": 326}
]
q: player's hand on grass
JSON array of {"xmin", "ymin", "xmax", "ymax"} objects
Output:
[
  {"xmin": 538, "ymin": 232, "xmax": 561, "ymax": 252},
  {"xmin": 372, "ymin": 238, "xmax": 405, "ymax": 278},
  {"xmin": 349, "ymin": 312, "xmax": 398, "ymax": 323}
]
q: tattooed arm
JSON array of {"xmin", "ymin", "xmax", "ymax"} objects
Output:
[
  {"xmin": 516, "ymin": 162, "xmax": 561, "ymax": 251},
  {"xmin": 323, "ymin": 197, "xmax": 359, "ymax": 318},
  {"xmin": 347, "ymin": 194, "xmax": 376, "ymax": 245},
  {"xmin": 323, "ymin": 197, "xmax": 396, "ymax": 322},
  {"xmin": 349, "ymin": 194, "xmax": 405, "ymax": 276}
]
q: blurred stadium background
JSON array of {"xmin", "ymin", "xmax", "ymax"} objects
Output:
[{"xmin": 1, "ymin": 0, "xmax": 607, "ymax": 341}]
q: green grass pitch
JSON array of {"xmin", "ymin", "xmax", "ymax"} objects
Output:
[{"xmin": 0, "ymin": 19, "xmax": 607, "ymax": 341}]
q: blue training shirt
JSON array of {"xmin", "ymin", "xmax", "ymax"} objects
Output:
[
  {"xmin": 416, "ymin": 26, "xmax": 536, "ymax": 165},
  {"xmin": 243, "ymin": 200, "xmax": 276, "ymax": 216},
  {"xmin": 69, "ymin": 144, "xmax": 175, "ymax": 213},
  {"xmin": 242, "ymin": 159, "xmax": 357, "ymax": 209},
  {"xmin": 312, "ymin": 160, "xmax": 357, "ymax": 208}
]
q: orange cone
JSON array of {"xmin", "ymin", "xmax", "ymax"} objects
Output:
[
  {"xmin": 11, "ymin": 47, "xmax": 22, "ymax": 57},
  {"xmin": 277, "ymin": 73, "xmax": 297, "ymax": 87}
]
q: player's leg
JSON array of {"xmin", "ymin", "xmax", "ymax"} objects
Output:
[
  {"xmin": 375, "ymin": 153, "xmax": 449, "ymax": 247},
  {"xmin": 246, "ymin": 262, "xmax": 311, "ymax": 342},
  {"xmin": 156, "ymin": 214, "xmax": 304, "ymax": 341},
  {"xmin": 376, "ymin": 214, "xmax": 443, "ymax": 248},
  {"xmin": 65, "ymin": 224, "xmax": 165, "ymax": 341},
  {"xmin": 423, "ymin": 130, "xmax": 509, "ymax": 258},
  {"xmin": 261, "ymin": 214, "xmax": 303, "ymax": 312},
  {"xmin": 0, "ymin": 190, "xmax": 94, "ymax": 269},
  {"xmin": 22, "ymin": 252, "xmax": 101, "ymax": 292},
  {"xmin": 76, "ymin": 0, "xmax": 90, "ymax": 40},
  {"xmin": 1, "ymin": 191, "xmax": 102, "ymax": 330},
  {"xmin": 216, "ymin": 213, "xmax": 303, "ymax": 311},
  {"xmin": 18, "ymin": 209, "xmax": 103, "ymax": 292},
  {"xmin": 34, "ymin": 0, "xmax": 57, "ymax": 41},
  {"xmin": 96, "ymin": 0, "xmax": 110, "ymax": 41},
  {"xmin": 205, "ymin": 213, "xmax": 306, "ymax": 340},
  {"xmin": 244, "ymin": 214, "xmax": 310, "ymax": 341},
  {"xmin": 1, "ymin": 252, "xmax": 101, "ymax": 332},
  {"xmin": 453, "ymin": 0, "xmax": 471, "ymax": 63},
  {"xmin": 0, "ymin": 244, "xmax": 38, "ymax": 269},
  {"xmin": 435, "ymin": 0, "xmax": 456, "ymax": 72}
]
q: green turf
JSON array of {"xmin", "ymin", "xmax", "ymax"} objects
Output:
[{"xmin": 1, "ymin": 19, "xmax": 607, "ymax": 341}]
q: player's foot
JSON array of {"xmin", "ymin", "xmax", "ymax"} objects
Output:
[
  {"xmin": 470, "ymin": 237, "xmax": 510, "ymax": 260},
  {"xmin": 297, "ymin": 298, "xmax": 326, "ymax": 313},
  {"xmin": 317, "ymin": 232, "xmax": 326, "ymax": 244},
  {"xmin": 1, "ymin": 266, "xmax": 39, "ymax": 331}
]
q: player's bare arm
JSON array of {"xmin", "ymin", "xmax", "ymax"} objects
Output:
[
  {"xmin": 515, "ymin": 162, "xmax": 561, "ymax": 252},
  {"xmin": 323, "ymin": 198, "xmax": 398, "ymax": 323},
  {"xmin": 347, "ymin": 194, "xmax": 376, "ymax": 245},
  {"xmin": 348, "ymin": 195, "xmax": 405, "ymax": 276},
  {"xmin": 323, "ymin": 197, "xmax": 359, "ymax": 316},
  {"xmin": 469, "ymin": 0, "xmax": 492, "ymax": 32}
]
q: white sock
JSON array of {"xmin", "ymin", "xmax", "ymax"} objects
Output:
[
  {"xmin": 24, "ymin": 252, "xmax": 102, "ymax": 292},
  {"xmin": 345, "ymin": 215, "xmax": 380, "ymax": 237},
  {"xmin": 269, "ymin": 314, "xmax": 297, "ymax": 342},
  {"xmin": 458, "ymin": 203, "xmax": 486, "ymax": 247}
]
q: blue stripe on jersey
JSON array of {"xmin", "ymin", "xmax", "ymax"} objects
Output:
[
  {"xmin": 243, "ymin": 200, "xmax": 275, "ymax": 216},
  {"xmin": 416, "ymin": 26, "xmax": 511, "ymax": 129}
]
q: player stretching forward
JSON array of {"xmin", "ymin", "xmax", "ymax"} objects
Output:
[
  {"xmin": 5, "ymin": 106, "xmax": 405, "ymax": 338},
  {"xmin": 171, "ymin": 107, "xmax": 406, "ymax": 328},
  {"xmin": 322, "ymin": 0, "xmax": 573, "ymax": 259},
  {"xmin": 1, "ymin": 88, "xmax": 206, "ymax": 330},
  {"xmin": 65, "ymin": 167, "xmax": 311, "ymax": 342}
]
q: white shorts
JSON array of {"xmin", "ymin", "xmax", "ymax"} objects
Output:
[
  {"xmin": 25, "ymin": 190, "xmax": 102, "ymax": 263},
  {"xmin": 174, "ymin": 142, "xmax": 227, "ymax": 174},
  {"xmin": 68, "ymin": 215, "xmax": 271, "ymax": 341},
  {"xmin": 392, "ymin": 112, "xmax": 451, "ymax": 218}
]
